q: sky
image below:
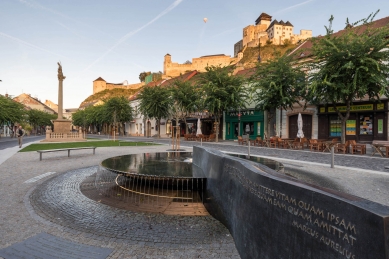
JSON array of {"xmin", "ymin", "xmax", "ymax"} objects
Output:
[{"xmin": 1, "ymin": 0, "xmax": 389, "ymax": 108}]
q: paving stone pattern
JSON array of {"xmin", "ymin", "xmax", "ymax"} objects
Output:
[
  {"xmin": 0, "ymin": 146, "xmax": 240, "ymax": 259},
  {"xmin": 1, "ymin": 141, "xmax": 389, "ymax": 259},
  {"xmin": 0, "ymin": 232, "xmax": 113, "ymax": 259}
]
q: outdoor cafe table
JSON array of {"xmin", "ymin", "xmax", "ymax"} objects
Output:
[
  {"xmin": 322, "ymin": 141, "xmax": 337, "ymax": 152},
  {"xmin": 371, "ymin": 143, "xmax": 389, "ymax": 157},
  {"xmin": 262, "ymin": 139, "xmax": 270, "ymax": 147},
  {"xmin": 281, "ymin": 139, "xmax": 295, "ymax": 149}
]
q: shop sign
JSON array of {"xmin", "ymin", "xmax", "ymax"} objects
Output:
[
  {"xmin": 328, "ymin": 104, "xmax": 373, "ymax": 113},
  {"xmin": 229, "ymin": 110, "xmax": 255, "ymax": 116},
  {"xmin": 377, "ymin": 103, "xmax": 384, "ymax": 110},
  {"xmin": 346, "ymin": 120, "xmax": 356, "ymax": 135},
  {"xmin": 319, "ymin": 107, "xmax": 325, "ymax": 113}
]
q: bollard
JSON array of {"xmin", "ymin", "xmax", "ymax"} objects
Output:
[
  {"xmin": 201, "ymin": 138, "xmax": 202, "ymax": 146},
  {"xmin": 248, "ymin": 140, "xmax": 251, "ymax": 159},
  {"xmin": 331, "ymin": 146, "xmax": 335, "ymax": 168}
]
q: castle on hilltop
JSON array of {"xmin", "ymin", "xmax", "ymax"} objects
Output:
[
  {"xmin": 93, "ymin": 77, "xmax": 144, "ymax": 94},
  {"xmin": 163, "ymin": 53, "xmax": 242, "ymax": 78},
  {"xmin": 234, "ymin": 13, "xmax": 312, "ymax": 56}
]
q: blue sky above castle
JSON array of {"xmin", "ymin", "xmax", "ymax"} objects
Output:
[{"xmin": 1, "ymin": 0, "xmax": 389, "ymax": 108}]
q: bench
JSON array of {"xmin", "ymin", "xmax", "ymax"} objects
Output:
[
  {"xmin": 37, "ymin": 147, "xmax": 96, "ymax": 161},
  {"xmin": 371, "ymin": 141, "xmax": 389, "ymax": 158}
]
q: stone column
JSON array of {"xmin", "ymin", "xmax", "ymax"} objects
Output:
[{"xmin": 57, "ymin": 62, "xmax": 65, "ymax": 119}]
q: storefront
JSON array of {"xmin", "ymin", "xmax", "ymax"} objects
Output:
[
  {"xmin": 317, "ymin": 102, "xmax": 387, "ymax": 142},
  {"xmin": 224, "ymin": 109, "xmax": 264, "ymax": 140}
]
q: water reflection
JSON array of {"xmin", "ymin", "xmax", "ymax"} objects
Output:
[
  {"xmin": 227, "ymin": 154, "xmax": 283, "ymax": 172},
  {"xmin": 101, "ymin": 152, "xmax": 193, "ymax": 177}
]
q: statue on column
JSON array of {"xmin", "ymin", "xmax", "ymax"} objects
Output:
[{"xmin": 57, "ymin": 62, "xmax": 66, "ymax": 80}]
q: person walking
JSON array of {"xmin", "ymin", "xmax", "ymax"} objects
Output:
[{"xmin": 16, "ymin": 125, "xmax": 25, "ymax": 148}]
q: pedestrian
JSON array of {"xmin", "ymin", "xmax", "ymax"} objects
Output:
[{"xmin": 16, "ymin": 125, "xmax": 25, "ymax": 148}]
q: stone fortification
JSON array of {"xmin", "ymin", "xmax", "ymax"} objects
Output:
[
  {"xmin": 93, "ymin": 77, "xmax": 144, "ymax": 94},
  {"xmin": 234, "ymin": 12, "xmax": 312, "ymax": 56},
  {"xmin": 163, "ymin": 53, "xmax": 240, "ymax": 78}
]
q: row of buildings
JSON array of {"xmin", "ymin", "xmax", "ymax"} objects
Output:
[{"xmin": 86, "ymin": 13, "xmax": 388, "ymax": 143}]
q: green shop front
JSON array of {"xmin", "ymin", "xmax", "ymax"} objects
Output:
[
  {"xmin": 317, "ymin": 102, "xmax": 387, "ymax": 142},
  {"xmin": 224, "ymin": 109, "xmax": 264, "ymax": 140}
]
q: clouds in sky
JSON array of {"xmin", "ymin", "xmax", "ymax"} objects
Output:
[
  {"xmin": 0, "ymin": 31, "xmax": 67, "ymax": 59},
  {"xmin": 79, "ymin": 0, "xmax": 184, "ymax": 76}
]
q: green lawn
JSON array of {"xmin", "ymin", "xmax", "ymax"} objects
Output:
[{"xmin": 20, "ymin": 140, "xmax": 158, "ymax": 152}]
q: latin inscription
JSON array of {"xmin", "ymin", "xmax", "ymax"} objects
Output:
[{"xmin": 225, "ymin": 164, "xmax": 357, "ymax": 259}]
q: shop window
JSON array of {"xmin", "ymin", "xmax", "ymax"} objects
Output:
[
  {"xmin": 359, "ymin": 114, "xmax": 373, "ymax": 135},
  {"xmin": 227, "ymin": 123, "xmax": 230, "ymax": 135},
  {"xmin": 329, "ymin": 116, "xmax": 341, "ymax": 137},
  {"xmin": 243, "ymin": 122, "xmax": 254, "ymax": 135}
]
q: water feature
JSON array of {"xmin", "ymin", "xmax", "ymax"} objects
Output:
[{"xmin": 82, "ymin": 151, "xmax": 283, "ymax": 215}]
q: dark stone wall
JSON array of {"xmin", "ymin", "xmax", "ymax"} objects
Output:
[{"xmin": 193, "ymin": 146, "xmax": 389, "ymax": 259}]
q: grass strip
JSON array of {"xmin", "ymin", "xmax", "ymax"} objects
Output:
[{"xmin": 20, "ymin": 140, "xmax": 158, "ymax": 152}]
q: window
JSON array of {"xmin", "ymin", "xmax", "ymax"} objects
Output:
[
  {"xmin": 359, "ymin": 114, "xmax": 373, "ymax": 135},
  {"xmin": 329, "ymin": 116, "xmax": 341, "ymax": 137},
  {"xmin": 243, "ymin": 122, "xmax": 254, "ymax": 135}
]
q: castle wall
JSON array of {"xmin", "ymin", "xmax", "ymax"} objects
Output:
[
  {"xmin": 163, "ymin": 54, "xmax": 239, "ymax": 78},
  {"xmin": 93, "ymin": 81, "xmax": 144, "ymax": 94}
]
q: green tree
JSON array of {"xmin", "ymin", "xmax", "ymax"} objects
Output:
[
  {"xmin": 139, "ymin": 71, "xmax": 150, "ymax": 82},
  {"xmin": 72, "ymin": 109, "xmax": 88, "ymax": 129},
  {"xmin": 138, "ymin": 85, "xmax": 171, "ymax": 138},
  {"xmin": 26, "ymin": 109, "xmax": 56, "ymax": 135},
  {"xmin": 251, "ymin": 52, "xmax": 306, "ymax": 138},
  {"xmin": 103, "ymin": 96, "xmax": 133, "ymax": 136},
  {"xmin": 199, "ymin": 65, "xmax": 248, "ymax": 142},
  {"xmin": 169, "ymin": 80, "xmax": 199, "ymax": 134},
  {"xmin": 306, "ymin": 11, "xmax": 389, "ymax": 143},
  {"xmin": 0, "ymin": 95, "xmax": 26, "ymax": 138}
]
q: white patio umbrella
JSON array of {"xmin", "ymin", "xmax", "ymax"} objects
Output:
[
  {"xmin": 196, "ymin": 118, "xmax": 202, "ymax": 136},
  {"xmin": 297, "ymin": 113, "xmax": 304, "ymax": 141}
]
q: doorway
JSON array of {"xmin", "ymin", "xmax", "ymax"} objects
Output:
[{"xmin": 289, "ymin": 114, "xmax": 312, "ymax": 139}]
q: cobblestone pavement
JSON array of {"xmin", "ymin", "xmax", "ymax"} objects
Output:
[
  {"xmin": 1, "ymin": 139, "xmax": 389, "ymax": 259},
  {"xmin": 0, "ymin": 146, "xmax": 239, "ymax": 259}
]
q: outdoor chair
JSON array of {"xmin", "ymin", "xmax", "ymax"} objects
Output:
[
  {"xmin": 196, "ymin": 134, "xmax": 204, "ymax": 141},
  {"xmin": 269, "ymin": 137, "xmax": 280, "ymax": 148},
  {"xmin": 238, "ymin": 136, "xmax": 247, "ymax": 145},
  {"xmin": 252, "ymin": 136, "xmax": 263, "ymax": 146},
  {"xmin": 277, "ymin": 137, "xmax": 287, "ymax": 148},
  {"xmin": 349, "ymin": 140, "xmax": 366, "ymax": 155},
  {"xmin": 293, "ymin": 137, "xmax": 304, "ymax": 149},
  {"xmin": 208, "ymin": 134, "xmax": 216, "ymax": 142},
  {"xmin": 335, "ymin": 140, "xmax": 349, "ymax": 154},
  {"xmin": 309, "ymin": 139, "xmax": 323, "ymax": 151}
]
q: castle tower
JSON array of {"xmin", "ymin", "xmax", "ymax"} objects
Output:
[
  {"xmin": 163, "ymin": 53, "xmax": 171, "ymax": 75},
  {"xmin": 93, "ymin": 77, "xmax": 106, "ymax": 94},
  {"xmin": 255, "ymin": 13, "xmax": 272, "ymax": 27}
]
